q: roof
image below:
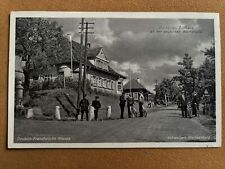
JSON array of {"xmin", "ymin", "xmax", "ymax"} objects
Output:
[
  {"xmin": 54, "ymin": 43, "xmax": 103, "ymax": 65},
  {"xmin": 87, "ymin": 60, "xmax": 126, "ymax": 79},
  {"xmin": 123, "ymin": 79, "xmax": 149, "ymax": 92},
  {"xmin": 87, "ymin": 47, "xmax": 102, "ymax": 59},
  {"xmin": 54, "ymin": 42, "xmax": 126, "ymax": 79}
]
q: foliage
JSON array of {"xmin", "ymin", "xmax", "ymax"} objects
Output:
[
  {"xmin": 16, "ymin": 18, "xmax": 65, "ymax": 93},
  {"xmin": 199, "ymin": 44, "xmax": 215, "ymax": 98},
  {"xmin": 154, "ymin": 78, "xmax": 179, "ymax": 104},
  {"xmin": 29, "ymin": 80, "xmax": 43, "ymax": 91},
  {"xmin": 176, "ymin": 53, "xmax": 200, "ymax": 100},
  {"xmin": 29, "ymin": 77, "xmax": 93, "ymax": 94},
  {"xmin": 154, "ymin": 43, "xmax": 215, "ymax": 109}
]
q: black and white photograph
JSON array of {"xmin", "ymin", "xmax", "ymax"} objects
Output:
[{"xmin": 8, "ymin": 12, "xmax": 221, "ymax": 148}]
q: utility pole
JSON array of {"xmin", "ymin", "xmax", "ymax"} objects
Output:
[
  {"xmin": 82, "ymin": 21, "xmax": 94, "ymax": 98},
  {"xmin": 69, "ymin": 34, "xmax": 73, "ymax": 78},
  {"xmin": 77, "ymin": 18, "xmax": 84, "ymax": 116},
  {"xmin": 129, "ymin": 64, "xmax": 132, "ymax": 95}
]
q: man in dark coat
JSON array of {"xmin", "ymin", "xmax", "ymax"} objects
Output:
[
  {"xmin": 92, "ymin": 96, "xmax": 101, "ymax": 121},
  {"xmin": 178, "ymin": 91, "xmax": 187, "ymax": 118},
  {"xmin": 192, "ymin": 92, "xmax": 198, "ymax": 117},
  {"xmin": 80, "ymin": 94, "xmax": 89, "ymax": 121},
  {"xmin": 139, "ymin": 92, "xmax": 144, "ymax": 117},
  {"xmin": 119, "ymin": 92, "xmax": 126, "ymax": 119}
]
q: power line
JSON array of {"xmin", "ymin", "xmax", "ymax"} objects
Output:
[
  {"xmin": 79, "ymin": 21, "xmax": 94, "ymax": 98},
  {"xmin": 76, "ymin": 18, "xmax": 84, "ymax": 116}
]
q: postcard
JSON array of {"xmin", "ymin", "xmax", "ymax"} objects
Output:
[{"xmin": 8, "ymin": 12, "xmax": 221, "ymax": 148}]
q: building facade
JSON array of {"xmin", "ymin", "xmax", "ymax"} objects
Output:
[
  {"xmin": 57, "ymin": 47, "xmax": 126, "ymax": 95},
  {"xmin": 86, "ymin": 47, "xmax": 125, "ymax": 95},
  {"xmin": 123, "ymin": 78, "xmax": 152, "ymax": 101}
]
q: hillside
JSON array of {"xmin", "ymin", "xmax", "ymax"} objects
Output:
[{"xmin": 29, "ymin": 89, "xmax": 131, "ymax": 120}]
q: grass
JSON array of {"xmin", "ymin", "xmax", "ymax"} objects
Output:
[{"xmin": 29, "ymin": 88, "xmax": 123, "ymax": 119}]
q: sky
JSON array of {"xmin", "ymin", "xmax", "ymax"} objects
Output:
[{"xmin": 48, "ymin": 17, "xmax": 214, "ymax": 92}]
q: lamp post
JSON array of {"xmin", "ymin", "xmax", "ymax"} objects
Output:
[{"xmin": 67, "ymin": 33, "xmax": 73, "ymax": 78}]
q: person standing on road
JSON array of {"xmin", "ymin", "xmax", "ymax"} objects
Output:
[
  {"xmin": 139, "ymin": 92, "xmax": 144, "ymax": 117},
  {"xmin": 178, "ymin": 91, "xmax": 187, "ymax": 118},
  {"xmin": 80, "ymin": 94, "xmax": 89, "ymax": 121},
  {"xmin": 127, "ymin": 94, "xmax": 134, "ymax": 118},
  {"xmin": 92, "ymin": 96, "xmax": 101, "ymax": 121},
  {"xmin": 192, "ymin": 91, "xmax": 198, "ymax": 117},
  {"xmin": 119, "ymin": 92, "xmax": 126, "ymax": 119}
]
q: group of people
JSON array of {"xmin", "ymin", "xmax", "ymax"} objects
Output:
[
  {"xmin": 79, "ymin": 92, "xmax": 146, "ymax": 121},
  {"xmin": 79, "ymin": 95, "xmax": 101, "ymax": 121},
  {"xmin": 119, "ymin": 92, "xmax": 145, "ymax": 119},
  {"xmin": 178, "ymin": 91, "xmax": 198, "ymax": 118}
]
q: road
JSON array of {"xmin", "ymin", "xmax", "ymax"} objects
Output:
[{"xmin": 14, "ymin": 104, "xmax": 214, "ymax": 143}]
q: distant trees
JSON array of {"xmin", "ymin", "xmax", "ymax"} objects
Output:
[
  {"xmin": 154, "ymin": 43, "xmax": 216, "ymax": 112},
  {"xmin": 154, "ymin": 78, "xmax": 179, "ymax": 104}
]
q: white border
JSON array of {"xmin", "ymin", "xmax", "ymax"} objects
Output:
[{"xmin": 8, "ymin": 12, "xmax": 221, "ymax": 148}]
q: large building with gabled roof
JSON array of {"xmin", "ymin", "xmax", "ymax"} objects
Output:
[
  {"xmin": 56, "ymin": 45, "xmax": 126, "ymax": 95},
  {"xmin": 84, "ymin": 47, "xmax": 126, "ymax": 95}
]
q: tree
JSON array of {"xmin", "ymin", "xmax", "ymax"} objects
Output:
[
  {"xmin": 16, "ymin": 18, "xmax": 64, "ymax": 95},
  {"xmin": 176, "ymin": 53, "xmax": 198, "ymax": 100},
  {"xmin": 199, "ymin": 43, "xmax": 215, "ymax": 97}
]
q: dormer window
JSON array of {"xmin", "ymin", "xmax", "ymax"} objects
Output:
[{"xmin": 95, "ymin": 58, "xmax": 108, "ymax": 70}]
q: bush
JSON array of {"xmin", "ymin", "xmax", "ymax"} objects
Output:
[
  {"xmin": 30, "ymin": 80, "xmax": 43, "ymax": 91},
  {"xmin": 29, "ymin": 76, "xmax": 93, "ymax": 92},
  {"xmin": 91, "ymin": 87, "xmax": 118, "ymax": 98},
  {"xmin": 65, "ymin": 77, "xmax": 78, "ymax": 89}
]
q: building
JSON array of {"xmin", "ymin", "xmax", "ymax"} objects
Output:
[
  {"xmin": 123, "ymin": 78, "xmax": 152, "ymax": 101},
  {"xmin": 57, "ymin": 46, "xmax": 126, "ymax": 95},
  {"xmin": 86, "ymin": 47, "xmax": 126, "ymax": 95}
]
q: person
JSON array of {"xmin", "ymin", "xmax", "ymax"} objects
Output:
[
  {"xmin": 119, "ymin": 92, "xmax": 126, "ymax": 119},
  {"xmin": 139, "ymin": 92, "xmax": 144, "ymax": 117},
  {"xmin": 127, "ymin": 94, "xmax": 134, "ymax": 118},
  {"xmin": 148, "ymin": 100, "xmax": 152, "ymax": 108},
  {"xmin": 80, "ymin": 94, "xmax": 89, "ymax": 121},
  {"xmin": 178, "ymin": 91, "xmax": 187, "ymax": 118},
  {"xmin": 92, "ymin": 96, "xmax": 101, "ymax": 121},
  {"xmin": 192, "ymin": 92, "xmax": 198, "ymax": 117}
]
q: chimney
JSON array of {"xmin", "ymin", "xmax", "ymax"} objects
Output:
[{"xmin": 136, "ymin": 78, "xmax": 140, "ymax": 83}]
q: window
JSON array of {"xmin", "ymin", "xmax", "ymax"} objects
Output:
[
  {"xmin": 107, "ymin": 80, "xmax": 111, "ymax": 89},
  {"xmin": 111, "ymin": 81, "xmax": 114, "ymax": 89},
  {"xmin": 98, "ymin": 78, "xmax": 102, "ymax": 87},
  {"xmin": 44, "ymin": 75, "xmax": 49, "ymax": 81},
  {"xmin": 103, "ymin": 79, "xmax": 107, "ymax": 88},
  {"xmin": 117, "ymin": 81, "xmax": 123, "ymax": 91},
  {"xmin": 133, "ymin": 92, "xmax": 139, "ymax": 100},
  {"xmin": 90, "ymin": 76, "xmax": 95, "ymax": 86},
  {"xmin": 95, "ymin": 59, "xmax": 100, "ymax": 68},
  {"xmin": 92, "ymin": 76, "xmax": 97, "ymax": 87}
]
